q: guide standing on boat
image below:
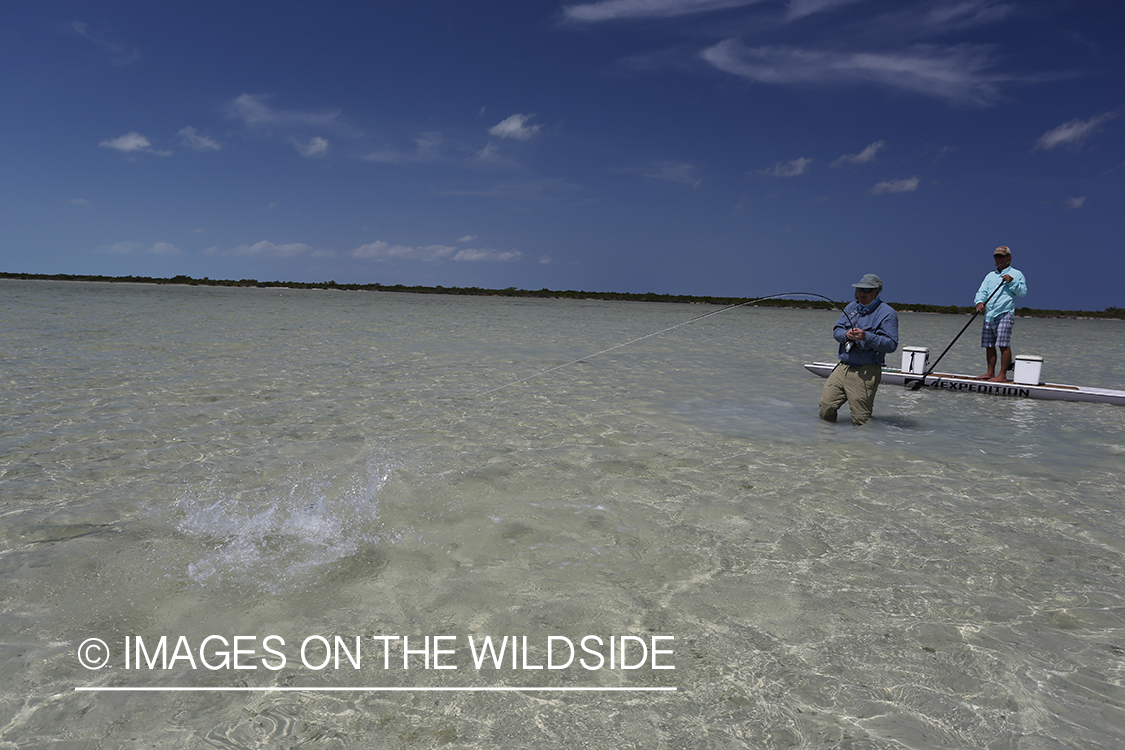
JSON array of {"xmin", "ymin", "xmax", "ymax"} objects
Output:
[
  {"xmin": 975, "ymin": 246, "xmax": 1027, "ymax": 382},
  {"xmin": 819, "ymin": 273, "xmax": 899, "ymax": 426}
]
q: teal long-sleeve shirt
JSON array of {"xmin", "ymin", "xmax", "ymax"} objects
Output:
[{"xmin": 975, "ymin": 266, "xmax": 1027, "ymax": 321}]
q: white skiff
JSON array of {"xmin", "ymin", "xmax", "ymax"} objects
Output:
[{"xmin": 804, "ymin": 361, "xmax": 1125, "ymax": 406}]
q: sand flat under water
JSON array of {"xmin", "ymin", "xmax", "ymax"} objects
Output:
[{"xmin": 2, "ymin": 279, "xmax": 1124, "ymax": 748}]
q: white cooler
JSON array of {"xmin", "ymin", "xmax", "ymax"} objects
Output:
[
  {"xmin": 900, "ymin": 346, "xmax": 929, "ymax": 374},
  {"xmin": 1013, "ymin": 355, "xmax": 1043, "ymax": 385}
]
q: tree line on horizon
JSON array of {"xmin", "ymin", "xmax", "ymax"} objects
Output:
[{"xmin": 3, "ymin": 270, "xmax": 1121, "ymax": 320}]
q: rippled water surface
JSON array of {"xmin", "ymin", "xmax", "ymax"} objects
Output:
[{"xmin": 2, "ymin": 279, "xmax": 1124, "ymax": 748}]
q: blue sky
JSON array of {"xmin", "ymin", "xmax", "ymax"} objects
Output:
[{"xmin": 2, "ymin": 1, "xmax": 1122, "ymax": 310}]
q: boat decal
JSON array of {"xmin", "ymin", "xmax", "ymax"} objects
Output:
[{"xmin": 902, "ymin": 377, "xmax": 1032, "ymax": 398}]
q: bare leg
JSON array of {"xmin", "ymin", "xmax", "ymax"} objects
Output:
[
  {"xmin": 979, "ymin": 347, "xmax": 997, "ymax": 380},
  {"xmin": 989, "ymin": 347, "xmax": 1012, "ymax": 382}
]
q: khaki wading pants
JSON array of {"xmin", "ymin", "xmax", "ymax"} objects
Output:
[{"xmin": 819, "ymin": 364, "xmax": 882, "ymax": 426}]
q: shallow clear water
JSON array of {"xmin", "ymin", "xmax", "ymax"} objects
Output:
[{"xmin": 2, "ymin": 279, "xmax": 1124, "ymax": 748}]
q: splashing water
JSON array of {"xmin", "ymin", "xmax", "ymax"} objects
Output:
[{"xmin": 173, "ymin": 457, "xmax": 390, "ymax": 593}]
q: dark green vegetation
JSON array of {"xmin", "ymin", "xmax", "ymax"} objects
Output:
[{"xmin": 3, "ymin": 271, "xmax": 1122, "ymax": 319}]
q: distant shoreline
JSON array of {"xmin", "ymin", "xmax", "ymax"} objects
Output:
[{"xmin": 3, "ymin": 271, "xmax": 1121, "ymax": 320}]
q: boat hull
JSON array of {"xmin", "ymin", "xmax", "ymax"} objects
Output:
[{"xmin": 804, "ymin": 362, "xmax": 1125, "ymax": 406}]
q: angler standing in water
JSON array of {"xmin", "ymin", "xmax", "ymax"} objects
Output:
[
  {"xmin": 975, "ymin": 245, "xmax": 1027, "ymax": 382},
  {"xmin": 818, "ymin": 273, "xmax": 899, "ymax": 426}
]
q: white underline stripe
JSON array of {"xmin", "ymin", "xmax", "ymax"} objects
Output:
[{"xmin": 76, "ymin": 686, "xmax": 677, "ymax": 692}]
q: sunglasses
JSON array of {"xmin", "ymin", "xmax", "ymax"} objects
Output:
[{"xmin": 855, "ymin": 288, "xmax": 876, "ymax": 294}]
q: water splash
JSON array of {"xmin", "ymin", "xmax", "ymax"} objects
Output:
[{"xmin": 173, "ymin": 456, "xmax": 390, "ymax": 593}]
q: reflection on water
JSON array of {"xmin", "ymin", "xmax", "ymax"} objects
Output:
[{"xmin": 1, "ymin": 280, "xmax": 1124, "ymax": 748}]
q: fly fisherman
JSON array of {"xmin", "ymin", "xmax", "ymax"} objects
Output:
[
  {"xmin": 818, "ymin": 273, "xmax": 899, "ymax": 426},
  {"xmin": 975, "ymin": 245, "xmax": 1028, "ymax": 382}
]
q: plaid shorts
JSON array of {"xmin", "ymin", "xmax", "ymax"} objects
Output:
[{"xmin": 981, "ymin": 312, "xmax": 1014, "ymax": 348}]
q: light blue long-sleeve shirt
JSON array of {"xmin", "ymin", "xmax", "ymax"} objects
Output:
[
  {"xmin": 833, "ymin": 299, "xmax": 899, "ymax": 367},
  {"xmin": 975, "ymin": 266, "xmax": 1027, "ymax": 321}
]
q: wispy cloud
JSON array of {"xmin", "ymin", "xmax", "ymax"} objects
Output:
[
  {"xmin": 1062, "ymin": 196, "xmax": 1085, "ymax": 209},
  {"xmin": 352, "ymin": 239, "xmax": 522, "ymax": 263},
  {"xmin": 225, "ymin": 94, "xmax": 348, "ymax": 158},
  {"xmin": 452, "ymin": 248, "xmax": 523, "ymax": 262},
  {"xmin": 620, "ymin": 161, "xmax": 703, "ymax": 187},
  {"xmin": 71, "ymin": 21, "xmax": 139, "ymax": 65},
  {"xmin": 702, "ymin": 40, "xmax": 1005, "ymax": 105},
  {"xmin": 229, "ymin": 241, "xmax": 333, "ymax": 258},
  {"xmin": 923, "ymin": 1, "xmax": 1015, "ymax": 32},
  {"xmin": 786, "ymin": 0, "xmax": 866, "ymax": 21},
  {"xmin": 439, "ymin": 178, "xmax": 582, "ymax": 201},
  {"xmin": 563, "ymin": 0, "xmax": 765, "ymax": 23},
  {"xmin": 758, "ymin": 157, "xmax": 813, "ymax": 177},
  {"xmin": 648, "ymin": 161, "xmax": 703, "ymax": 187},
  {"xmin": 353, "ymin": 241, "xmax": 456, "ymax": 262},
  {"xmin": 363, "ymin": 132, "xmax": 444, "ymax": 164},
  {"xmin": 96, "ymin": 241, "xmax": 181, "ymax": 255},
  {"xmin": 1033, "ymin": 112, "xmax": 1116, "ymax": 150},
  {"xmin": 295, "ymin": 136, "xmax": 329, "ymax": 157},
  {"xmin": 489, "ymin": 114, "xmax": 542, "ymax": 140},
  {"xmin": 178, "ymin": 127, "xmax": 221, "ymax": 152},
  {"xmin": 474, "ymin": 142, "xmax": 513, "ymax": 165},
  {"xmin": 227, "ymin": 94, "xmax": 343, "ymax": 129},
  {"xmin": 832, "ymin": 140, "xmax": 885, "ymax": 167},
  {"xmin": 68, "ymin": 198, "xmax": 92, "ymax": 207},
  {"xmin": 99, "ymin": 132, "xmax": 172, "ymax": 156},
  {"xmin": 871, "ymin": 176, "xmax": 919, "ymax": 194}
]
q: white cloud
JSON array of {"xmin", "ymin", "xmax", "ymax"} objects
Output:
[
  {"xmin": 178, "ymin": 127, "xmax": 221, "ymax": 152},
  {"xmin": 99, "ymin": 241, "xmax": 144, "ymax": 255},
  {"xmin": 99, "ymin": 132, "xmax": 172, "ymax": 156},
  {"xmin": 457, "ymin": 235, "xmax": 477, "ymax": 243},
  {"xmin": 832, "ymin": 140, "xmax": 885, "ymax": 167},
  {"xmin": 452, "ymin": 248, "xmax": 522, "ymax": 262},
  {"xmin": 68, "ymin": 198, "xmax": 92, "ymax": 207},
  {"xmin": 230, "ymin": 241, "xmax": 322, "ymax": 258},
  {"xmin": 924, "ymin": 1, "xmax": 1015, "ymax": 32},
  {"xmin": 296, "ymin": 136, "xmax": 329, "ymax": 157},
  {"xmin": 642, "ymin": 161, "xmax": 703, "ymax": 187},
  {"xmin": 474, "ymin": 142, "xmax": 504, "ymax": 163},
  {"xmin": 702, "ymin": 40, "xmax": 1005, "ymax": 105},
  {"xmin": 1034, "ymin": 112, "xmax": 1116, "ymax": 151},
  {"xmin": 563, "ymin": 0, "xmax": 765, "ymax": 22},
  {"xmin": 353, "ymin": 241, "xmax": 457, "ymax": 262},
  {"xmin": 96, "ymin": 241, "xmax": 181, "ymax": 255},
  {"xmin": 489, "ymin": 114, "xmax": 542, "ymax": 140},
  {"xmin": 415, "ymin": 132, "xmax": 443, "ymax": 159},
  {"xmin": 71, "ymin": 21, "xmax": 139, "ymax": 66},
  {"xmin": 100, "ymin": 132, "xmax": 149, "ymax": 152},
  {"xmin": 871, "ymin": 176, "xmax": 920, "ymax": 194},
  {"xmin": 1063, "ymin": 196, "xmax": 1085, "ymax": 209},
  {"xmin": 758, "ymin": 157, "xmax": 813, "ymax": 177},
  {"xmin": 227, "ymin": 94, "xmax": 342, "ymax": 129},
  {"xmin": 352, "ymin": 241, "xmax": 520, "ymax": 262},
  {"xmin": 786, "ymin": 0, "xmax": 865, "ymax": 21},
  {"xmin": 363, "ymin": 132, "xmax": 443, "ymax": 163}
]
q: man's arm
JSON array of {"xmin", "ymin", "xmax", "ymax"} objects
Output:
[{"xmin": 864, "ymin": 309, "xmax": 899, "ymax": 354}]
